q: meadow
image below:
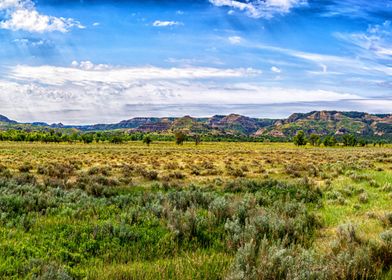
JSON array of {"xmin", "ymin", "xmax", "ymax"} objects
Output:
[{"xmin": 0, "ymin": 141, "xmax": 391, "ymax": 279}]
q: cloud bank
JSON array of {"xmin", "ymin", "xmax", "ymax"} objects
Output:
[{"xmin": 0, "ymin": 62, "xmax": 367, "ymax": 124}]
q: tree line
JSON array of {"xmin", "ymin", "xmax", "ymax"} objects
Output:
[
  {"xmin": 293, "ymin": 130, "xmax": 388, "ymax": 147},
  {"xmin": 0, "ymin": 129, "xmax": 389, "ymax": 146},
  {"xmin": 0, "ymin": 129, "xmax": 287, "ymax": 144}
]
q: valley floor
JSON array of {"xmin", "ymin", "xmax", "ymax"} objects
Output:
[{"xmin": 0, "ymin": 142, "xmax": 391, "ymax": 279}]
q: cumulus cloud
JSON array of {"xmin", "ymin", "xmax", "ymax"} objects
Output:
[
  {"xmin": 0, "ymin": 0, "xmax": 84, "ymax": 32},
  {"xmin": 0, "ymin": 0, "xmax": 21, "ymax": 9},
  {"xmin": 271, "ymin": 66, "xmax": 281, "ymax": 73},
  {"xmin": 209, "ymin": 0, "xmax": 307, "ymax": 18},
  {"xmin": 152, "ymin": 20, "xmax": 182, "ymax": 27}
]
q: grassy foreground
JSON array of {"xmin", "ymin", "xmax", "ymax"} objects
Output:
[{"xmin": 0, "ymin": 141, "xmax": 391, "ymax": 279}]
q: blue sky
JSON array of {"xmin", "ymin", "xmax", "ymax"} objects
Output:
[{"xmin": 0, "ymin": 0, "xmax": 391, "ymax": 124}]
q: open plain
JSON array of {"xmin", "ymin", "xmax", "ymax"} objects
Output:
[{"xmin": 0, "ymin": 142, "xmax": 391, "ymax": 279}]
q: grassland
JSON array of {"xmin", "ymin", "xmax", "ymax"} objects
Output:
[{"xmin": 0, "ymin": 141, "xmax": 391, "ymax": 279}]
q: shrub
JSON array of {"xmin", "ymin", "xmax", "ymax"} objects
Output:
[
  {"xmin": 227, "ymin": 167, "xmax": 245, "ymax": 178},
  {"xmin": 14, "ymin": 173, "xmax": 37, "ymax": 185},
  {"xmin": 18, "ymin": 163, "xmax": 33, "ymax": 173},
  {"xmin": 169, "ymin": 171, "xmax": 186, "ymax": 180},
  {"xmin": 358, "ymin": 192, "xmax": 369, "ymax": 203},
  {"xmin": 140, "ymin": 170, "xmax": 158, "ymax": 181},
  {"xmin": 142, "ymin": 135, "xmax": 152, "ymax": 146},
  {"xmin": 209, "ymin": 196, "xmax": 231, "ymax": 223},
  {"xmin": 380, "ymin": 230, "xmax": 392, "ymax": 243}
]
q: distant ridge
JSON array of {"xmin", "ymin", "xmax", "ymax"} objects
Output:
[
  {"xmin": 1, "ymin": 111, "xmax": 391, "ymax": 137},
  {"xmin": 0, "ymin": 114, "xmax": 17, "ymax": 124}
]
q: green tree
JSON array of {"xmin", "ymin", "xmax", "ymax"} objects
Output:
[
  {"xmin": 194, "ymin": 134, "xmax": 201, "ymax": 146},
  {"xmin": 110, "ymin": 135, "xmax": 124, "ymax": 144},
  {"xmin": 293, "ymin": 130, "xmax": 307, "ymax": 146},
  {"xmin": 175, "ymin": 131, "xmax": 187, "ymax": 145},
  {"xmin": 342, "ymin": 134, "xmax": 357, "ymax": 146},
  {"xmin": 308, "ymin": 134, "xmax": 321, "ymax": 146},
  {"xmin": 323, "ymin": 135, "xmax": 337, "ymax": 147},
  {"xmin": 143, "ymin": 135, "xmax": 152, "ymax": 146},
  {"xmin": 358, "ymin": 138, "xmax": 368, "ymax": 147},
  {"xmin": 81, "ymin": 134, "xmax": 94, "ymax": 144}
]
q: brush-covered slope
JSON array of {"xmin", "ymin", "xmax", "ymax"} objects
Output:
[
  {"xmin": 1, "ymin": 111, "xmax": 392, "ymax": 138},
  {"xmin": 258, "ymin": 111, "xmax": 392, "ymax": 137}
]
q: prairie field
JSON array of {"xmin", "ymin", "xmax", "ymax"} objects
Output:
[{"xmin": 0, "ymin": 141, "xmax": 391, "ymax": 279}]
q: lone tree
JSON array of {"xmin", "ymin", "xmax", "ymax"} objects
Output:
[
  {"xmin": 175, "ymin": 131, "xmax": 186, "ymax": 145},
  {"xmin": 293, "ymin": 130, "xmax": 307, "ymax": 146},
  {"xmin": 194, "ymin": 134, "xmax": 201, "ymax": 146},
  {"xmin": 142, "ymin": 135, "xmax": 152, "ymax": 146}
]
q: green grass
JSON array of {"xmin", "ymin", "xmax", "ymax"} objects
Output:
[{"xmin": 0, "ymin": 142, "xmax": 390, "ymax": 279}]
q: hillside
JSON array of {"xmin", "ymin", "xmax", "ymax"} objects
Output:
[
  {"xmin": 1, "ymin": 111, "xmax": 392, "ymax": 138},
  {"xmin": 0, "ymin": 114, "xmax": 16, "ymax": 124},
  {"xmin": 259, "ymin": 111, "xmax": 392, "ymax": 138}
]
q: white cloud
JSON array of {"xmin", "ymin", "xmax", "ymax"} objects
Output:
[
  {"xmin": 71, "ymin": 60, "xmax": 112, "ymax": 71},
  {"xmin": 209, "ymin": 0, "xmax": 307, "ymax": 18},
  {"xmin": 0, "ymin": 62, "xmax": 365, "ymax": 124},
  {"xmin": 0, "ymin": 0, "xmax": 84, "ymax": 32},
  {"xmin": 335, "ymin": 21, "xmax": 392, "ymax": 59},
  {"xmin": 0, "ymin": 0, "xmax": 21, "ymax": 9},
  {"xmin": 271, "ymin": 66, "xmax": 281, "ymax": 73},
  {"xmin": 321, "ymin": 1, "xmax": 391, "ymax": 19},
  {"xmin": 0, "ymin": 77, "xmax": 362, "ymax": 124},
  {"xmin": 10, "ymin": 63, "xmax": 262, "ymax": 85},
  {"xmin": 228, "ymin": 36, "xmax": 242, "ymax": 44},
  {"xmin": 254, "ymin": 43, "xmax": 392, "ymax": 77},
  {"xmin": 152, "ymin": 20, "xmax": 182, "ymax": 27}
]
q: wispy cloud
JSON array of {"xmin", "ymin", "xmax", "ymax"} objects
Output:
[
  {"xmin": 321, "ymin": 0, "xmax": 392, "ymax": 20},
  {"xmin": 228, "ymin": 36, "xmax": 242, "ymax": 44},
  {"xmin": 335, "ymin": 21, "xmax": 392, "ymax": 60},
  {"xmin": 252, "ymin": 42, "xmax": 392, "ymax": 78},
  {"xmin": 209, "ymin": 0, "xmax": 307, "ymax": 18},
  {"xmin": 152, "ymin": 20, "xmax": 182, "ymax": 27},
  {"xmin": 0, "ymin": 0, "xmax": 84, "ymax": 32}
]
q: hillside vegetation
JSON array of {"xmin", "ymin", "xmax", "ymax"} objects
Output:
[{"xmin": 1, "ymin": 111, "xmax": 392, "ymax": 140}]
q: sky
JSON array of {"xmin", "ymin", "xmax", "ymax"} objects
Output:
[{"xmin": 0, "ymin": 0, "xmax": 391, "ymax": 124}]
